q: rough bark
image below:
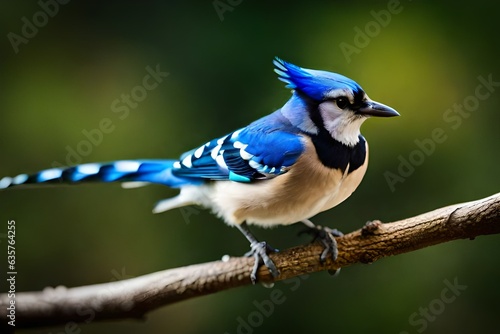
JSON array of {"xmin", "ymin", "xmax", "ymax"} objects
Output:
[{"xmin": 1, "ymin": 192, "xmax": 499, "ymax": 330}]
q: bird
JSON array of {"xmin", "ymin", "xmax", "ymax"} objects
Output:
[{"xmin": 0, "ymin": 57, "xmax": 399, "ymax": 283}]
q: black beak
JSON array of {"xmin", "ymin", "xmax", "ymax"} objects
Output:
[{"xmin": 357, "ymin": 100, "xmax": 400, "ymax": 117}]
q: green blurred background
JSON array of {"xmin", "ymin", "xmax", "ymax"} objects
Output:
[{"xmin": 1, "ymin": 1, "xmax": 499, "ymax": 333}]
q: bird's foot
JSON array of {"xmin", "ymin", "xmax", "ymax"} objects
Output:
[
  {"xmin": 300, "ymin": 220, "xmax": 343, "ymax": 275},
  {"xmin": 244, "ymin": 241, "xmax": 280, "ymax": 284}
]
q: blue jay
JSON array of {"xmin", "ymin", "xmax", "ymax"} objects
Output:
[{"xmin": 0, "ymin": 58, "xmax": 399, "ymax": 282}]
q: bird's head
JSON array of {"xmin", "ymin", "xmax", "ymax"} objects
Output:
[{"xmin": 274, "ymin": 57, "xmax": 399, "ymax": 146}]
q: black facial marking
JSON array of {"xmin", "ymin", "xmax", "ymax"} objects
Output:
[
  {"xmin": 296, "ymin": 91, "xmax": 366, "ymax": 173},
  {"xmin": 351, "ymin": 89, "xmax": 367, "ymax": 111}
]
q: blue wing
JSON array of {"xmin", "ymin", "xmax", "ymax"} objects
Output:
[
  {"xmin": 172, "ymin": 125, "xmax": 305, "ymax": 183},
  {"xmin": 0, "ymin": 130, "xmax": 304, "ymax": 189},
  {"xmin": 0, "ymin": 113, "xmax": 305, "ymax": 189}
]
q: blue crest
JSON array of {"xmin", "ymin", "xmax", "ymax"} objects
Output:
[{"xmin": 273, "ymin": 57, "xmax": 363, "ymax": 101}]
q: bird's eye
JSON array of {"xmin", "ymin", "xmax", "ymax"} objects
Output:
[{"xmin": 335, "ymin": 97, "xmax": 349, "ymax": 110}]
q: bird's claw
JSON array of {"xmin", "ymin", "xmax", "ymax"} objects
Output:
[
  {"xmin": 318, "ymin": 228, "xmax": 341, "ymax": 263},
  {"xmin": 245, "ymin": 241, "xmax": 280, "ymax": 284},
  {"xmin": 301, "ymin": 225, "xmax": 343, "ymax": 263}
]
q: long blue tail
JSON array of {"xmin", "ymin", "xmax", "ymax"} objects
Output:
[{"xmin": 0, "ymin": 160, "xmax": 194, "ymax": 189}]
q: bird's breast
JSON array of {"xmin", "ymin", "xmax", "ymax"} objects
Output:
[{"xmin": 209, "ymin": 137, "xmax": 368, "ymax": 227}]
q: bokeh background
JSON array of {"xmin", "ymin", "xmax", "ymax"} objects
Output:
[{"xmin": 1, "ymin": 1, "xmax": 499, "ymax": 333}]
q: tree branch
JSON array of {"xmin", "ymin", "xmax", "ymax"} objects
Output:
[{"xmin": 1, "ymin": 192, "xmax": 499, "ymax": 330}]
